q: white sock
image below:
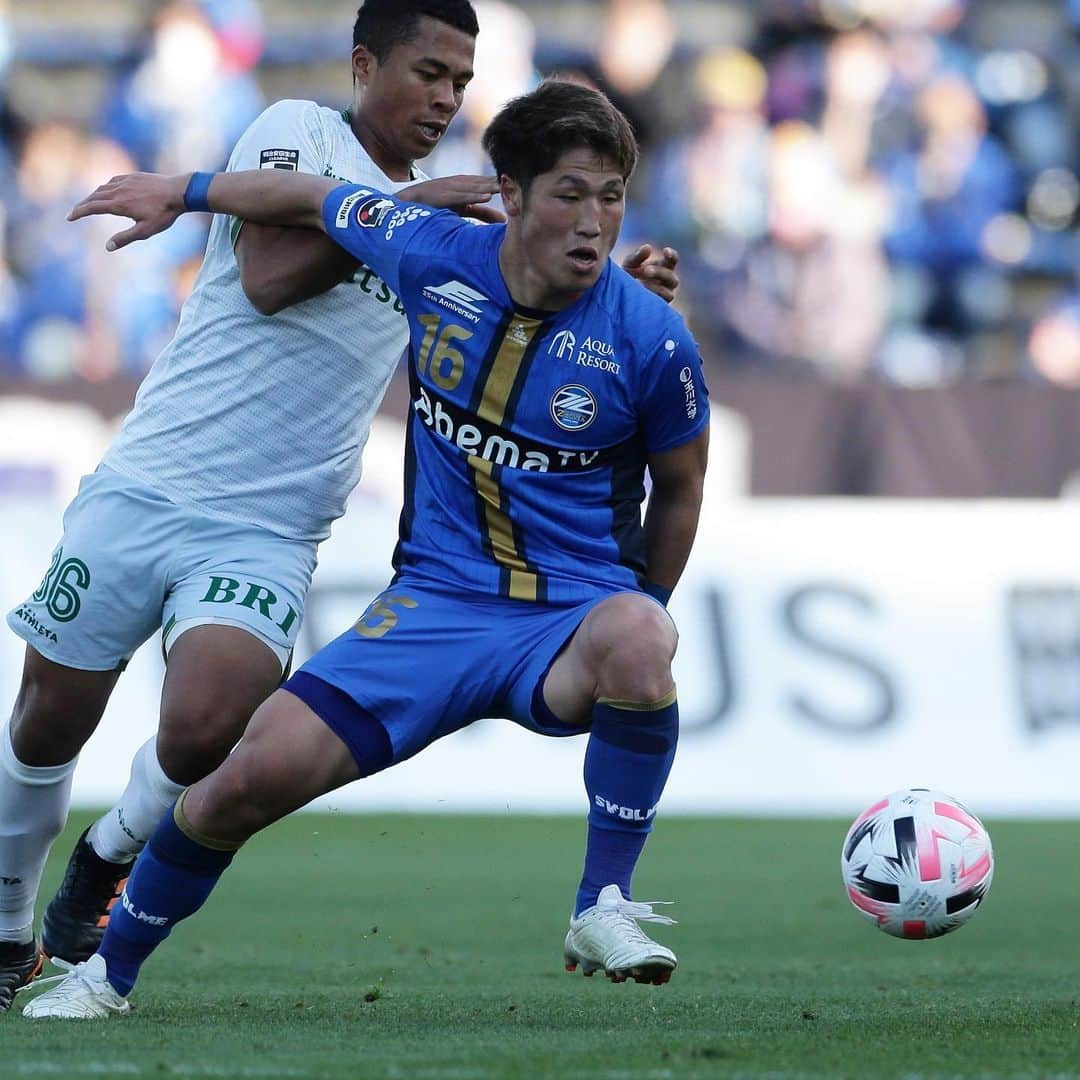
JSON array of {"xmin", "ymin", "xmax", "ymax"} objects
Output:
[
  {"xmin": 0, "ymin": 719, "xmax": 77, "ymax": 943},
  {"xmin": 86, "ymin": 737, "xmax": 185, "ymax": 864}
]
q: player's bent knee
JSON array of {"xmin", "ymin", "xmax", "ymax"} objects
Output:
[
  {"xmin": 155, "ymin": 725, "xmax": 238, "ymax": 788},
  {"xmin": 184, "ymin": 758, "xmax": 272, "ymax": 842},
  {"xmin": 159, "ymin": 625, "xmax": 284, "ymax": 779},
  {"xmin": 587, "ymin": 594, "xmax": 677, "ymax": 695},
  {"xmin": 590, "ymin": 592, "xmax": 676, "ymax": 640},
  {"xmin": 158, "ymin": 693, "xmax": 262, "ymax": 785}
]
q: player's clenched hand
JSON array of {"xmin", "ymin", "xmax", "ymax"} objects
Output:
[
  {"xmin": 621, "ymin": 244, "xmax": 680, "ymax": 304},
  {"xmin": 69, "ymin": 172, "xmax": 188, "ymax": 251},
  {"xmin": 399, "ymin": 175, "xmax": 505, "ymax": 224}
]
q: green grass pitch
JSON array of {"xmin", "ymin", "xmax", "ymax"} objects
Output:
[{"xmin": 7, "ymin": 811, "xmax": 1080, "ymax": 1078}]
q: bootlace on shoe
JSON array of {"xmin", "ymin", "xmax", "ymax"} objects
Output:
[
  {"xmin": 591, "ymin": 891, "xmax": 677, "ymax": 941},
  {"xmin": 21, "ymin": 954, "xmax": 130, "ymax": 1018},
  {"xmin": 20, "ymin": 956, "xmax": 85, "ymax": 995}
]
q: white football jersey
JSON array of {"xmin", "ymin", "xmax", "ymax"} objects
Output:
[{"xmin": 105, "ymin": 100, "xmax": 426, "ymax": 541}]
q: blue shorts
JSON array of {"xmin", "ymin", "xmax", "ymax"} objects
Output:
[{"xmin": 283, "ymin": 577, "xmax": 614, "ymax": 770}]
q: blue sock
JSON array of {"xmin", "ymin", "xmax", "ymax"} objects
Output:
[
  {"xmin": 575, "ymin": 695, "xmax": 678, "ymax": 916},
  {"xmin": 99, "ymin": 798, "xmax": 237, "ymax": 996}
]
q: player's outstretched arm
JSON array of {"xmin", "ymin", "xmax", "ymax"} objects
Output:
[
  {"xmin": 70, "ymin": 171, "xmax": 504, "ymax": 252},
  {"xmin": 622, "ymin": 244, "xmax": 681, "ymax": 304},
  {"xmin": 397, "ymin": 176, "xmax": 504, "ymax": 223},
  {"xmin": 642, "ymin": 428, "xmax": 709, "ymax": 601},
  {"xmin": 69, "ymin": 170, "xmax": 342, "ymax": 251}
]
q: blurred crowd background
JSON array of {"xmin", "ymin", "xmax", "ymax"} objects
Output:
[{"xmin": 0, "ymin": 0, "xmax": 1078, "ymax": 492}]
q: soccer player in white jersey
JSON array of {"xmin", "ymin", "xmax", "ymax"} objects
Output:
[{"xmin": 0, "ymin": 0, "xmax": 680, "ymax": 1010}]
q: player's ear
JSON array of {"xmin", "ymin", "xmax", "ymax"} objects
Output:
[
  {"xmin": 499, "ymin": 175, "xmax": 523, "ymax": 219},
  {"xmin": 352, "ymin": 44, "xmax": 376, "ymax": 87}
]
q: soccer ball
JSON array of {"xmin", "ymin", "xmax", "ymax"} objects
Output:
[{"xmin": 841, "ymin": 788, "xmax": 994, "ymax": 939}]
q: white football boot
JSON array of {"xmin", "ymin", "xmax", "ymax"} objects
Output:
[
  {"xmin": 22, "ymin": 953, "xmax": 130, "ymax": 1019},
  {"xmin": 564, "ymin": 884, "xmax": 677, "ymax": 985}
]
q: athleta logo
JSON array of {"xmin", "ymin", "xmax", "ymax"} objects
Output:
[
  {"xmin": 594, "ymin": 795, "xmax": 658, "ymax": 823},
  {"xmin": 550, "ymin": 385, "xmax": 598, "ymax": 432},
  {"xmin": 33, "ymin": 547, "xmax": 89, "ymax": 623},
  {"xmin": 12, "ymin": 606, "xmax": 58, "ymax": 644},
  {"xmin": 422, "ymin": 280, "xmax": 487, "ymax": 324},
  {"xmin": 548, "ymin": 330, "xmax": 620, "ymax": 375},
  {"xmin": 121, "ymin": 890, "xmax": 168, "ymax": 927}
]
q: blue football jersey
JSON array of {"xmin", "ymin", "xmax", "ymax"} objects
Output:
[{"xmin": 322, "ymin": 184, "xmax": 710, "ymax": 604}]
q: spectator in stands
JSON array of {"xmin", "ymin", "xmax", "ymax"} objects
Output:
[
  {"xmin": 424, "ymin": 0, "xmax": 536, "ymax": 178},
  {"xmin": 6, "ymin": 125, "xmax": 200, "ymax": 381},
  {"xmin": 721, "ymin": 121, "xmax": 890, "ymax": 378},
  {"xmin": 546, "ymin": 0, "xmax": 677, "ymax": 149},
  {"xmin": 78, "ymin": 137, "xmax": 208, "ymax": 378},
  {"xmin": 0, "ymin": 202, "xmax": 17, "ymax": 374},
  {"xmin": 819, "ymin": 29, "xmax": 891, "ymax": 181},
  {"xmin": 1027, "ymin": 294, "xmax": 1080, "ymax": 388},
  {"xmin": 647, "ymin": 47, "xmax": 770, "ymax": 257},
  {"xmin": 879, "ymin": 72, "xmax": 1019, "ymax": 343},
  {"xmin": 0, "ymin": 0, "xmax": 16, "ymax": 372},
  {"xmin": 641, "ymin": 47, "xmax": 769, "ymax": 364},
  {"xmin": 199, "ymin": 0, "xmax": 265, "ymax": 74},
  {"xmin": 99, "ymin": 0, "xmax": 263, "ymax": 174},
  {"xmin": 6, "ymin": 122, "xmax": 90, "ymax": 378},
  {"xmin": 0, "ymin": 0, "xmax": 10, "ymax": 85},
  {"xmin": 0, "ymin": 0, "xmax": 22, "ymax": 199}
]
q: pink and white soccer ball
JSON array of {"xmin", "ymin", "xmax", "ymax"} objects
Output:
[{"xmin": 841, "ymin": 788, "xmax": 994, "ymax": 939}]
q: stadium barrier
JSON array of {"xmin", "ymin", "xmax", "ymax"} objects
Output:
[{"xmin": 2, "ymin": 484, "xmax": 1078, "ymax": 818}]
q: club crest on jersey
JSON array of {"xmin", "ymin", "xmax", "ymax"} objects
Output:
[{"xmin": 550, "ymin": 384, "xmax": 597, "ymax": 432}]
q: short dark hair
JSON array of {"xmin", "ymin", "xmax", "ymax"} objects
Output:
[
  {"xmin": 352, "ymin": 0, "xmax": 479, "ymax": 62},
  {"xmin": 481, "ymin": 79, "xmax": 639, "ymax": 196}
]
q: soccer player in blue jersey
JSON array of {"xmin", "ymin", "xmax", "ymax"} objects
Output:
[
  {"xmin": 23, "ymin": 79, "xmax": 709, "ymax": 1018},
  {"xmin": 0, "ymin": 0, "xmax": 681, "ymax": 1014}
]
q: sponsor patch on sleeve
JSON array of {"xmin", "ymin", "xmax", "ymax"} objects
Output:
[
  {"xmin": 384, "ymin": 205, "xmax": 431, "ymax": 240},
  {"xmin": 259, "ymin": 148, "xmax": 300, "ymax": 171},
  {"xmin": 334, "ymin": 189, "xmax": 374, "ymax": 228},
  {"xmin": 354, "ymin": 195, "xmax": 396, "ymax": 229}
]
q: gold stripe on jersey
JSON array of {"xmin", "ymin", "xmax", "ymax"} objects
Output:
[
  {"xmin": 475, "ymin": 315, "xmax": 543, "ymax": 426},
  {"xmin": 470, "ymin": 314, "xmax": 545, "ymax": 600},
  {"xmin": 470, "ymin": 456, "xmax": 536, "ymax": 601}
]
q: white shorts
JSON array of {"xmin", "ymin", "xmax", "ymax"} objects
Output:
[{"xmin": 6, "ymin": 466, "xmax": 317, "ymax": 671}]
